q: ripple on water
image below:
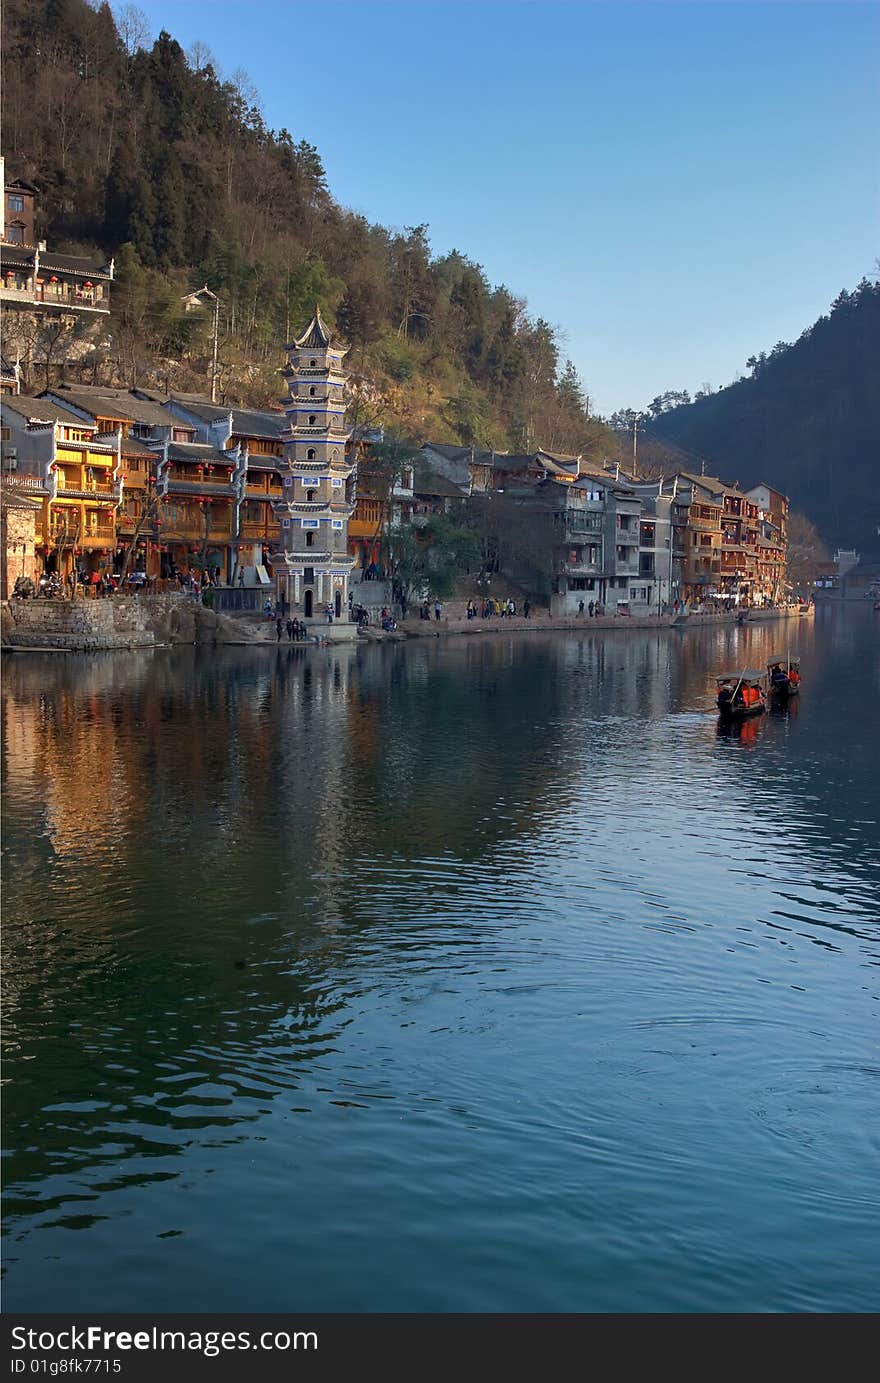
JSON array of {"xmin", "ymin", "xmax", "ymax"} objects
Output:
[{"xmin": 2, "ymin": 621, "xmax": 879, "ymax": 1311}]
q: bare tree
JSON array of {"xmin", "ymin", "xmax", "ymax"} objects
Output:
[
  {"xmin": 114, "ymin": 4, "xmax": 151, "ymax": 58},
  {"xmin": 187, "ymin": 40, "xmax": 217, "ymax": 73}
]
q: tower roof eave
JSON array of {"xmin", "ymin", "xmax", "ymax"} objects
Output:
[{"xmin": 290, "ymin": 304, "xmax": 346, "ymax": 352}]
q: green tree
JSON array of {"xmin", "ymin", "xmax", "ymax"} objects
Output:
[{"xmin": 381, "ymin": 515, "xmax": 479, "ymax": 616}]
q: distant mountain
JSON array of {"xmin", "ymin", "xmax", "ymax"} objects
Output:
[{"xmin": 648, "ymin": 279, "xmax": 880, "ymax": 555}]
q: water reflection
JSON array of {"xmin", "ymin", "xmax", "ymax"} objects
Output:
[{"xmin": 2, "ymin": 608, "xmax": 878, "ymax": 1311}]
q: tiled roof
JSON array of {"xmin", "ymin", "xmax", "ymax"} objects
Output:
[
  {"xmin": 230, "ymin": 409, "xmax": 285, "ymax": 440},
  {"xmin": 421, "ymin": 443, "xmax": 472, "ymax": 462},
  {"xmin": 1, "ymin": 394, "xmax": 88, "ymax": 426},
  {"xmin": 0, "ymin": 245, "xmax": 112, "ymax": 278},
  {"xmin": 244, "ymin": 456, "xmax": 281, "ymax": 472},
  {"xmin": 413, "ymin": 460, "xmax": 468, "ymax": 497},
  {"xmin": 292, "ymin": 306, "xmax": 333, "ymax": 350},
  {"xmin": 489, "ymin": 453, "xmax": 537, "ymax": 473},
  {"xmin": 165, "ymin": 442, "xmax": 233, "ymax": 465},
  {"xmin": 39, "ymin": 252, "xmax": 112, "ymax": 279},
  {"xmin": 50, "ymin": 385, "xmax": 180, "ymax": 431},
  {"xmin": 167, "ymin": 399, "xmax": 229, "ymax": 424},
  {"xmin": 169, "ymin": 399, "xmax": 285, "ymax": 441},
  {"xmin": 0, "ymin": 245, "xmax": 34, "ymax": 269},
  {"xmin": 43, "ymin": 389, "xmax": 138, "ymax": 423},
  {"xmin": 113, "ymin": 434, "xmax": 156, "ymax": 458}
]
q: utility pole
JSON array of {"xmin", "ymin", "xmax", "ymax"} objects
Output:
[
  {"xmin": 210, "ymin": 293, "xmax": 220, "ymax": 403},
  {"xmin": 632, "ymin": 412, "xmax": 641, "ymax": 478}
]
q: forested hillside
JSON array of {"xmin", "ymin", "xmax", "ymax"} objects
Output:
[
  {"xmin": 648, "ymin": 280, "xmax": 880, "ymax": 554},
  {"xmin": 2, "ymin": 0, "xmax": 617, "ymax": 460}
]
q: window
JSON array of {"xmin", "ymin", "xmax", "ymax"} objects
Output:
[
  {"xmin": 306, "ymin": 532, "xmax": 314, "ymax": 547},
  {"xmin": 307, "ymin": 449, "xmax": 316, "ymax": 460},
  {"xmin": 308, "ymin": 415, "xmax": 316, "ymax": 426},
  {"xmin": 309, "ymin": 387, "xmax": 316, "ymax": 397},
  {"xmin": 309, "ymin": 359, "xmax": 316, "ymax": 366},
  {"xmin": 8, "ymin": 195, "xmax": 24, "ymax": 212},
  {"xmin": 6, "ymin": 224, "xmax": 24, "ymax": 244},
  {"xmin": 306, "ymin": 490, "xmax": 316, "ymax": 502}
]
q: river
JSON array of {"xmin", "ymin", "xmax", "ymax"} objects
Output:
[{"xmin": 2, "ymin": 606, "xmax": 878, "ymax": 1312}]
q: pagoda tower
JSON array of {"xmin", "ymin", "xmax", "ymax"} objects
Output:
[{"xmin": 271, "ymin": 306, "xmax": 356, "ymax": 621}]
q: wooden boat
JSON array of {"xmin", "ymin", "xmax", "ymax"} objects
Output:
[
  {"xmin": 767, "ymin": 654, "xmax": 801, "ymax": 700},
  {"xmin": 716, "ymin": 669, "xmax": 767, "ymax": 719}
]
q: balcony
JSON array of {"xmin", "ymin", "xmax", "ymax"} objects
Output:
[
  {"xmin": 58, "ymin": 484, "xmax": 119, "ymax": 501},
  {"xmin": 163, "ymin": 478, "xmax": 234, "ymax": 495},
  {"xmin": 1, "ymin": 282, "xmax": 110, "ymax": 314},
  {"xmin": 51, "ymin": 521, "xmax": 115, "ymax": 543},
  {"xmin": 159, "ymin": 526, "xmax": 233, "ymax": 543},
  {"xmin": 562, "ymin": 561, "xmax": 602, "ymax": 577},
  {"xmin": 615, "ymin": 528, "xmax": 639, "ymax": 545},
  {"xmin": 0, "ymin": 284, "xmax": 34, "ymax": 302},
  {"xmin": 80, "ymin": 526, "xmax": 116, "ymax": 546}
]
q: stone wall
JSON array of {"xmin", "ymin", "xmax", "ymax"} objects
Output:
[
  {"xmin": 1, "ymin": 594, "xmax": 266, "ymax": 650},
  {"xmin": 1, "ymin": 507, "xmax": 39, "ymax": 600}
]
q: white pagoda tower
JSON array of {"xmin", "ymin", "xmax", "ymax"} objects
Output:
[{"xmin": 271, "ymin": 306, "xmax": 356, "ymax": 621}]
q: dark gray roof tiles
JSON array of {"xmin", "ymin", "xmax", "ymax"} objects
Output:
[
  {"xmin": 1, "ymin": 394, "xmax": 88, "ymax": 426},
  {"xmin": 413, "ymin": 461, "xmax": 468, "ymax": 497}
]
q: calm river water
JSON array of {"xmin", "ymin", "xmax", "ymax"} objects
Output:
[{"xmin": 2, "ymin": 607, "xmax": 878, "ymax": 1312}]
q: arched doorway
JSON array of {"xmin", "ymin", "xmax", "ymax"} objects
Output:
[
  {"xmin": 335, "ymin": 589, "xmax": 342, "ymax": 619},
  {"xmin": 304, "ymin": 589, "xmax": 313, "ymax": 618}
]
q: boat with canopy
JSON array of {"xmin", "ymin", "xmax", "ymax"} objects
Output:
[
  {"xmin": 767, "ymin": 654, "xmax": 801, "ymax": 700},
  {"xmin": 715, "ymin": 669, "xmax": 767, "ymax": 719}
]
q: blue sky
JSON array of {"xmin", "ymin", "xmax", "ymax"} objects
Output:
[{"xmin": 132, "ymin": 1, "xmax": 878, "ymax": 414}]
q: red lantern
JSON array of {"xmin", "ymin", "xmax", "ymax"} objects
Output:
[
  {"xmin": 84, "ymin": 280, "xmax": 93, "ymax": 288},
  {"xmin": 50, "ymin": 275, "xmax": 58, "ymax": 283}
]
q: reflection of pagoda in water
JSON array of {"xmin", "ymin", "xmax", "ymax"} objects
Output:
[{"xmin": 270, "ymin": 307, "xmax": 356, "ymax": 623}]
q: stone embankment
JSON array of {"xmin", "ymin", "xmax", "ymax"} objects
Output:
[
  {"xmin": 1, "ymin": 595, "xmax": 266, "ymax": 651},
  {"xmin": 2, "ymin": 596, "xmax": 811, "ymax": 652},
  {"xmin": 399, "ymin": 604, "xmax": 811, "ymax": 639},
  {"xmin": 401, "ymin": 611, "xmax": 678, "ymax": 637}
]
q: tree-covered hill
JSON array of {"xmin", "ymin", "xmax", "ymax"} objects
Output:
[
  {"xmin": 1, "ymin": 0, "xmax": 618, "ymax": 461},
  {"xmin": 648, "ymin": 280, "xmax": 880, "ymax": 555}
]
